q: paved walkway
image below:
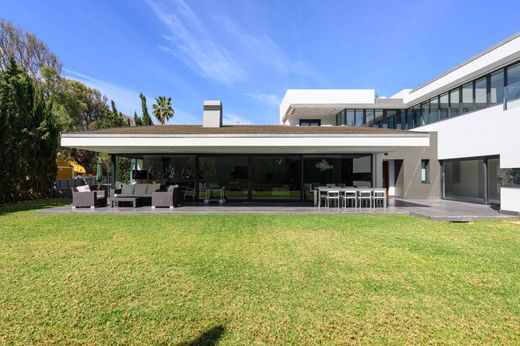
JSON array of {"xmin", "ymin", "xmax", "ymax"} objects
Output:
[{"xmin": 39, "ymin": 198, "xmax": 517, "ymax": 221}]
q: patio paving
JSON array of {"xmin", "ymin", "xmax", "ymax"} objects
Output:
[{"xmin": 39, "ymin": 198, "xmax": 517, "ymax": 221}]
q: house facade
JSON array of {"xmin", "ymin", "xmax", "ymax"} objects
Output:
[
  {"xmin": 280, "ymin": 33, "xmax": 520, "ymax": 213},
  {"xmin": 61, "ymin": 33, "xmax": 520, "ymax": 213}
]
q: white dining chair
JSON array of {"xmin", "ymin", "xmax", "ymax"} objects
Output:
[
  {"xmin": 326, "ymin": 190, "xmax": 340, "ymax": 211},
  {"xmin": 342, "ymin": 189, "xmax": 357, "ymax": 209},
  {"xmin": 358, "ymin": 189, "xmax": 372, "ymax": 208},
  {"xmin": 373, "ymin": 189, "xmax": 386, "ymax": 208}
]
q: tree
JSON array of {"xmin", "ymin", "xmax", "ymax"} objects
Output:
[
  {"xmin": 140, "ymin": 92, "xmax": 153, "ymax": 126},
  {"xmin": 152, "ymin": 96, "xmax": 174, "ymax": 125},
  {"xmin": 0, "ymin": 20, "xmax": 62, "ymax": 80},
  {"xmin": 133, "ymin": 111, "xmax": 143, "ymax": 126},
  {"xmin": 0, "ymin": 57, "xmax": 58, "ymax": 203}
]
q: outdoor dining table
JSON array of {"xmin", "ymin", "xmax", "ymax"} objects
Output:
[{"xmin": 313, "ymin": 186, "xmax": 387, "ymax": 208}]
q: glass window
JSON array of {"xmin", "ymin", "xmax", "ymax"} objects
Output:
[
  {"xmin": 439, "ymin": 92, "xmax": 449, "ymax": 120},
  {"xmin": 429, "ymin": 97, "xmax": 439, "ymax": 123},
  {"xmin": 252, "ymin": 157, "xmax": 300, "ymax": 200},
  {"xmin": 462, "ymin": 82, "xmax": 474, "ymax": 113},
  {"xmin": 365, "ymin": 109, "xmax": 374, "ymax": 127},
  {"xmin": 355, "ymin": 110, "xmax": 364, "ymax": 127},
  {"xmin": 474, "ymin": 76, "xmax": 488, "ymax": 110},
  {"xmin": 413, "ymin": 106, "xmax": 421, "ymax": 128},
  {"xmin": 199, "ymin": 156, "xmax": 249, "ymax": 200},
  {"xmin": 418, "ymin": 101, "xmax": 428, "ymax": 127},
  {"xmin": 490, "ymin": 69, "xmax": 505, "ymax": 106},
  {"xmin": 406, "ymin": 108, "xmax": 413, "ymax": 129},
  {"xmin": 444, "ymin": 159, "xmax": 485, "ymax": 203},
  {"xmin": 421, "ymin": 159, "xmax": 430, "ymax": 183},
  {"xmin": 386, "ymin": 110, "xmax": 397, "ymax": 129},
  {"xmin": 507, "ymin": 62, "xmax": 520, "ymax": 101},
  {"xmin": 346, "ymin": 110, "xmax": 355, "ymax": 126},
  {"xmin": 398, "ymin": 110, "xmax": 406, "ymax": 130},
  {"xmin": 299, "ymin": 119, "xmax": 321, "ymax": 126},
  {"xmin": 374, "ymin": 110, "xmax": 384, "ymax": 128},
  {"xmin": 449, "ymin": 88, "xmax": 461, "ymax": 117},
  {"xmin": 303, "ymin": 156, "xmax": 341, "ymax": 200}
]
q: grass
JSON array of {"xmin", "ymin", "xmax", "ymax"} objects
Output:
[{"xmin": 0, "ymin": 199, "xmax": 519, "ymax": 344}]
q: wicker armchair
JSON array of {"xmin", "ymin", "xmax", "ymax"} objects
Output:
[
  {"xmin": 71, "ymin": 186, "xmax": 107, "ymax": 209},
  {"xmin": 151, "ymin": 185, "xmax": 181, "ymax": 209}
]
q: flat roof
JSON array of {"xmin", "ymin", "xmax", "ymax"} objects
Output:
[{"xmin": 63, "ymin": 125, "xmax": 423, "ymax": 137}]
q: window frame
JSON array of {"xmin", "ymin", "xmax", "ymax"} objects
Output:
[
  {"xmin": 299, "ymin": 119, "xmax": 321, "ymax": 127},
  {"xmin": 420, "ymin": 159, "xmax": 430, "ymax": 184}
]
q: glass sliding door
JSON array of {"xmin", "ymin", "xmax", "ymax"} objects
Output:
[
  {"xmin": 444, "ymin": 159, "xmax": 485, "ymax": 203},
  {"xmin": 199, "ymin": 156, "xmax": 249, "ymax": 200},
  {"xmin": 302, "ymin": 155, "xmax": 372, "ymax": 200},
  {"xmin": 251, "ymin": 157, "xmax": 300, "ymax": 200}
]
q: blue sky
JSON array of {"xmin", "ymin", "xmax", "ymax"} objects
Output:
[{"xmin": 1, "ymin": 0, "xmax": 519, "ymax": 124}]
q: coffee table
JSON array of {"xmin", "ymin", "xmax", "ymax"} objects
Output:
[{"xmin": 111, "ymin": 196, "xmax": 141, "ymax": 208}]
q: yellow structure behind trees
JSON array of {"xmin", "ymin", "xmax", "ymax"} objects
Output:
[{"xmin": 56, "ymin": 157, "xmax": 87, "ymax": 180}]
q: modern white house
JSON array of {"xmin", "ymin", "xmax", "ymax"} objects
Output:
[{"xmin": 61, "ymin": 33, "xmax": 520, "ymax": 213}]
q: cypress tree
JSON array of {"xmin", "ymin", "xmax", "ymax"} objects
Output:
[
  {"xmin": 133, "ymin": 111, "xmax": 143, "ymax": 126},
  {"xmin": 0, "ymin": 57, "xmax": 58, "ymax": 202},
  {"xmin": 140, "ymin": 92, "xmax": 153, "ymax": 126}
]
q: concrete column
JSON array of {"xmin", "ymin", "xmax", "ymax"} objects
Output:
[{"xmin": 372, "ymin": 153, "xmax": 384, "ymax": 188}]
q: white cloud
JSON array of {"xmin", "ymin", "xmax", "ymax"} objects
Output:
[
  {"xmin": 244, "ymin": 93, "xmax": 281, "ymax": 108},
  {"xmin": 223, "ymin": 112, "xmax": 252, "ymax": 125},
  {"xmin": 63, "ymin": 68, "xmax": 141, "ymax": 116},
  {"xmin": 215, "ymin": 15, "xmax": 313, "ymax": 77},
  {"xmin": 146, "ymin": 0, "xmax": 247, "ymax": 85},
  {"xmin": 63, "ymin": 68, "xmax": 199, "ymax": 124}
]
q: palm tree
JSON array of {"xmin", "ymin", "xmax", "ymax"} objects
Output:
[{"xmin": 152, "ymin": 96, "xmax": 174, "ymax": 124}]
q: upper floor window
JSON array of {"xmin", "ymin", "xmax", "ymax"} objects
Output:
[
  {"xmin": 507, "ymin": 62, "xmax": 520, "ymax": 102},
  {"xmin": 474, "ymin": 76, "xmax": 488, "ymax": 110},
  {"xmin": 439, "ymin": 92, "xmax": 449, "ymax": 120},
  {"xmin": 462, "ymin": 82, "xmax": 474, "ymax": 114},
  {"xmin": 449, "ymin": 88, "xmax": 461, "ymax": 118},
  {"xmin": 300, "ymin": 119, "xmax": 321, "ymax": 126},
  {"xmin": 429, "ymin": 96, "xmax": 439, "ymax": 123},
  {"xmin": 490, "ymin": 70, "xmax": 505, "ymax": 105}
]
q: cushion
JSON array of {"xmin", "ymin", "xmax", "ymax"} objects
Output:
[
  {"xmin": 76, "ymin": 185, "xmax": 90, "ymax": 192},
  {"xmin": 133, "ymin": 184, "xmax": 148, "ymax": 196},
  {"xmin": 121, "ymin": 184, "xmax": 135, "ymax": 195},
  {"xmin": 167, "ymin": 184, "xmax": 179, "ymax": 192},
  {"xmin": 147, "ymin": 184, "xmax": 161, "ymax": 195}
]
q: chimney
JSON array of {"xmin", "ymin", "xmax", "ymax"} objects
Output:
[{"xmin": 202, "ymin": 100, "xmax": 222, "ymax": 127}]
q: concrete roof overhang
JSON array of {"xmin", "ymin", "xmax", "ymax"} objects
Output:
[{"xmin": 61, "ymin": 132, "xmax": 430, "ymax": 155}]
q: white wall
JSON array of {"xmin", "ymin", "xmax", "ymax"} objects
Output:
[
  {"xmin": 501, "ymin": 187, "xmax": 520, "ymax": 215},
  {"xmin": 280, "ymin": 89, "xmax": 375, "ymax": 123},
  {"xmin": 415, "ymin": 103, "xmax": 520, "ymax": 168},
  {"xmin": 416, "ymin": 101, "xmax": 520, "ymax": 212}
]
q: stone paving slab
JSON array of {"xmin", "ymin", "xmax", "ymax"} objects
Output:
[{"xmin": 38, "ymin": 198, "xmax": 517, "ymax": 221}]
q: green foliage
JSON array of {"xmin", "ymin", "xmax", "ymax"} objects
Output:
[
  {"xmin": 133, "ymin": 111, "xmax": 143, "ymax": 126},
  {"xmin": 116, "ymin": 157, "xmax": 131, "ymax": 184},
  {"xmin": 0, "ymin": 57, "xmax": 58, "ymax": 203},
  {"xmin": 140, "ymin": 92, "xmax": 153, "ymax": 126},
  {"xmin": 152, "ymin": 95, "xmax": 174, "ymax": 124}
]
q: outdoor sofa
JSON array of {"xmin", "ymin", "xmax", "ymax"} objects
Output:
[
  {"xmin": 112, "ymin": 183, "xmax": 161, "ymax": 206},
  {"xmin": 71, "ymin": 185, "xmax": 107, "ymax": 209}
]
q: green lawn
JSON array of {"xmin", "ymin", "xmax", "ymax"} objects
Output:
[{"xmin": 0, "ymin": 199, "xmax": 519, "ymax": 345}]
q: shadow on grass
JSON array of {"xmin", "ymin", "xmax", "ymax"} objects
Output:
[
  {"xmin": 0, "ymin": 198, "xmax": 71, "ymax": 216},
  {"xmin": 178, "ymin": 325, "xmax": 225, "ymax": 346}
]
